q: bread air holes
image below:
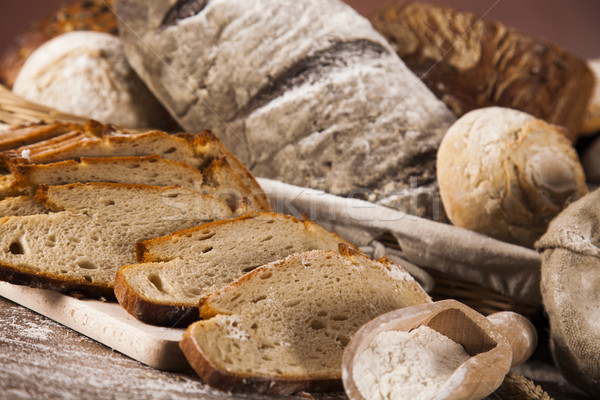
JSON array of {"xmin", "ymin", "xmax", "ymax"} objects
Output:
[
  {"xmin": 163, "ymin": 147, "xmax": 176, "ymax": 154},
  {"xmin": 284, "ymin": 299, "xmax": 302, "ymax": 308},
  {"xmin": 76, "ymin": 259, "xmax": 98, "ymax": 270},
  {"xmin": 260, "ymin": 235, "xmax": 273, "ymax": 242},
  {"xmin": 335, "ymin": 335, "xmax": 350, "ymax": 347},
  {"xmin": 241, "ymin": 265, "xmax": 258, "ymax": 273},
  {"xmin": 252, "ymin": 294, "xmax": 267, "ymax": 303},
  {"xmin": 148, "ymin": 273, "xmax": 166, "ymax": 293},
  {"xmin": 45, "ymin": 234, "xmax": 57, "ymax": 247},
  {"xmin": 259, "ymin": 271, "xmax": 272, "ymax": 280},
  {"xmin": 8, "ymin": 239, "xmax": 25, "ymax": 255},
  {"xmin": 310, "ymin": 319, "xmax": 326, "ymax": 330},
  {"xmin": 104, "ymin": 199, "xmax": 116, "ymax": 206},
  {"xmin": 330, "ymin": 314, "xmax": 349, "ymax": 321}
]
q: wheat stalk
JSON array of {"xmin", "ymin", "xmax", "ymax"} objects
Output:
[{"xmin": 0, "ymin": 84, "xmax": 90, "ymax": 126}]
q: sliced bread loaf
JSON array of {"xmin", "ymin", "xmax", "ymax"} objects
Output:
[
  {"xmin": 180, "ymin": 245, "xmax": 431, "ymax": 394},
  {"xmin": 0, "ymin": 123, "xmax": 270, "ymax": 211},
  {"xmin": 0, "ymin": 182, "xmax": 233, "ymax": 298},
  {"xmin": 115, "ymin": 213, "xmax": 355, "ymax": 326},
  {"xmin": 6, "ymin": 154, "xmax": 261, "ymax": 213}
]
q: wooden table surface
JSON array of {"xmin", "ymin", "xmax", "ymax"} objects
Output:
[
  {"xmin": 0, "ymin": 296, "xmax": 348, "ymax": 400},
  {"xmin": 0, "ymin": 295, "xmax": 592, "ymax": 400}
]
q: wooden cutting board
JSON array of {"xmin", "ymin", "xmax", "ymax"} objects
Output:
[{"xmin": 0, "ymin": 281, "xmax": 191, "ymax": 372}]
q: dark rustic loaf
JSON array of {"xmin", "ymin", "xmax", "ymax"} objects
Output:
[
  {"xmin": 115, "ymin": 0, "xmax": 456, "ymax": 219},
  {"xmin": 369, "ymin": 1, "xmax": 594, "ymax": 140},
  {"xmin": 0, "ymin": 0, "xmax": 118, "ymax": 88}
]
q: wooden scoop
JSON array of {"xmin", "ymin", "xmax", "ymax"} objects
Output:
[{"xmin": 342, "ymin": 299, "xmax": 537, "ymax": 400}]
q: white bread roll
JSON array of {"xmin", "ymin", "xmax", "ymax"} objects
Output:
[
  {"xmin": 437, "ymin": 107, "xmax": 587, "ymax": 247},
  {"xmin": 114, "ymin": 0, "xmax": 456, "ymax": 219},
  {"xmin": 13, "ymin": 31, "xmax": 173, "ymax": 129}
]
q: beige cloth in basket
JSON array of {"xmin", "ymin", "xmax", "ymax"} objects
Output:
[{"xmin": 258, "ymin": 178, "xmax": 541, "ymax": 305}]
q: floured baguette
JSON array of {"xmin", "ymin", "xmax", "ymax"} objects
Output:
[
  {"xmin": 115, "ymin": 0, "xmax": 455, "ymax": 220},
  {"xmin": 180, "ymin": 245, "xmax": 431, "ymax": 394},
  {"xmin": 115, "ymin": 213, "xmax": 355, "ymax": 326},
  {"xmin": 0, "ymin": 123, "xmax": 270, "ymax": 211},
  {"xmin": 0, "ymin": 182, "xmax": 233, "ymax": 298}
]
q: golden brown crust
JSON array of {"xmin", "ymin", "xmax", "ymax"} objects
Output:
[
  {"xmin": 0, "ymin": 0, "xmax": 118, "ymax": 88},
  {"xmin": 180, "ymin": 129, "xmax": 271, "ymax": 211},
  {"xmin": 370, "ymin": 1, "xmax": 594, "ymax": 140},
  {"xmin": 114, "ymin": 266, "xmax": 198, "ymax": 327},
  {"xmin": 179, "ymin": 323, "xmax": 342, "ymax": 395}
]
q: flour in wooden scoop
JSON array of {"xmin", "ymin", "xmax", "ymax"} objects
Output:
[{"xmin": 353, "ymin": 325, "xmax": 470, "ymax": 400}]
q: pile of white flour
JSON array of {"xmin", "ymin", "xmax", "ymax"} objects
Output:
[{"xmin": 353, "ymin": 325, "xmax": 470, "ymax": 400}]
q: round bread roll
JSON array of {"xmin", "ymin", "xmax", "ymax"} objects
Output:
[
  {"xmin": 12, "ymin": 31, "xmax": 174, "ymax": 129},
  {"xmin": 437, "ymin": 107, "xmax": 587, "ymax": 247},
  {"xmin": 0, "ymin": 0, "xmax": 118, "ymax": 89}
]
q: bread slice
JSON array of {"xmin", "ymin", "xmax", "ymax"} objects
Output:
[
  {"xmin": 11, "ymin": 154, "xmax": 202, "ymax": 192},
  {"xmin": 180, "ymin": 245, "xmax": 431, "ymax": 394},
  {"xmin": 0, "ymin": 125, "xmax": 270, "ymax": 211},
  {"xmin": 0, "ymin": 182, "xmax": 233, "ymax": 298},
  {"xmin": 0, "ymin": 195, "xmax": 46, "ymax": 217},
  {"xmin": 115, "ymin": 213, "xmax": 355, "ymax": 326}
]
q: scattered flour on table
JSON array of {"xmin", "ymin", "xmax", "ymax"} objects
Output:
[{"xmin": 353, "ymin": 325, "xmax": 470, "ymax": 400}]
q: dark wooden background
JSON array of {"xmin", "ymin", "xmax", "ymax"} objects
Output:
[{"xmin": 0, "ymin": 0, "xmax": 599, "ymax": 59}]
